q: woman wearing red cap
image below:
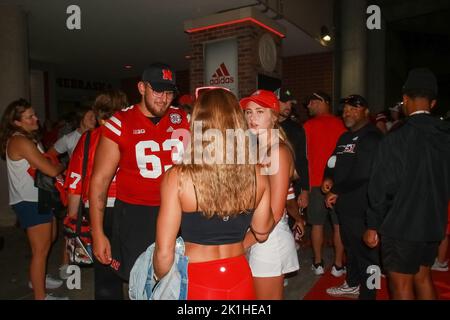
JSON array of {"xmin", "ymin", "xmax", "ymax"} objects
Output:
[{"xmin": 240, "ymin": 90, "xmax": 300, "ymax": 300}]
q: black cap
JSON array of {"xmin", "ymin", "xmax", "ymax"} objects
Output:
[
  {"xmin": 276, "ymin": 88, "xmax": 296, "ymax": 103},
  {"xmin": 305, "ymin": 91, "xmax": 331, "ymax": 105},
  {"xmin": 402, "ymin": 68, "xmax": 438, "ymax": 96},
  {"xmin": 339, "ymin": 94, "xmax": 368, "ymax": 108},
  {"xmin": 142, "ymin": 63, "xmax": 177, "ymax": 92}
]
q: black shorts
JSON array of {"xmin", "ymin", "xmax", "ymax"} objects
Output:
[
  {"xmin": 110, "ymin": 199, "xmax": 158, "ymax": 281},
  {"xmin": 381, "ymin": 235, "xmax": 439, "ymax": 275},
  {"xmin": 306, "ymin": 187, "xmax": 339, "ymax": 225}
]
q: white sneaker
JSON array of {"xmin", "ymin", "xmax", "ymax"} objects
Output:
[
  {"xmin": 59, "ymin": 264, "xmax": 71, "ymax": 280},
  {"xmin": 44, "ymin": 293, "xmax": 69, "ymax": 300},
  {"xmin": 311, "ymin": 262, "xmax": 325, "ymax": 276},
  {"xmin": 331, "ymin": 265, "xmax": 346, "ymax": 277},
  {"xmin": 29, "ymin": 274, "xmax": 63, "ymax": 290},
  {"xmin": 326, "ymin": 281, "xmax": 359, "ymax": 297},
  {"xmin": 431, "ymin": 259, "xmax": 449, "ymax": 272}
]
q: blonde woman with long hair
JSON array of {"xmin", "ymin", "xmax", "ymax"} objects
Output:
[
  {"xmin": 241, "ymin": 90, "xmax": 300, "ymax": 300},
  {"xmin": 153, "ymin": 88, "xmax": 274, "ymax": 299}
]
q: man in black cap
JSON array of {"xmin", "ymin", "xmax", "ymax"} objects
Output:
[
  {"xmin": 323, "ymin": 94, "xmax": 382, "ymax": 299},
  {"xmin": 364, "ymin": 68, "xmax": 450, "ymax": 299},
  {"xmin": 276, "ymin": 88, "xmax": 310, "ymax": 214},
  {"xmin": 89, "ymin": 63, "xmax": 189, "ymax": 293}
]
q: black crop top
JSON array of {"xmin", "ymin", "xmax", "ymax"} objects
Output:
[
  {"xmin": 181, "ymin": 168, "xmax": 257, "ymax": 245},
  {"xmin": 181, "ymin": 210, "xmax": 254, "ymax": 245}
]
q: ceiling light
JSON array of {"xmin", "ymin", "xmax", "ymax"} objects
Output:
[
  {"xmin": 321, "ymin": 26, "xmax": 331, "ymax": 42},
  {"xmin": 124, "ymin": 65, "xmax": 133, "ymax": 69}
]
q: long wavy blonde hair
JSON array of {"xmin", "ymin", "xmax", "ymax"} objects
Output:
[{"xmin": 179, "ymin": 89, "xmax": 255, "ymax": 218}]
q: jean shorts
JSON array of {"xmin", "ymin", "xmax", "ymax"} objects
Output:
[{"xmin": 11, "ymin": 201, "xmax": 53, "ymax": 229}]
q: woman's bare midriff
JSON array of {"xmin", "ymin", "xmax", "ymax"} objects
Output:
[{"xmin": 185, "ymin": 242, "xmax": 245, "ymax": 263}]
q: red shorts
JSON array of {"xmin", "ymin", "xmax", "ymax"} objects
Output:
[{"xmin": 187, "ymin": 255, "xmax": 255, "ymax": 300}]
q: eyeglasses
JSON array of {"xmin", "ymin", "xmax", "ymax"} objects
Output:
[
  {"xmin": 194, "ymin": 86, "xmax": 232, "ymax": 99},
  {"xmin": 145, "ymin": 83, "xmax": 175, "ymax": 98}
]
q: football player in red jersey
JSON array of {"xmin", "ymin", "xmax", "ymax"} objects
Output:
[
  {"xmin": 64, "ymin": 90, "xmax": 128, "ymax": 299},
  {"xmin": 89, "ymin": 63, "xmax": 189, "ymax": 284}
]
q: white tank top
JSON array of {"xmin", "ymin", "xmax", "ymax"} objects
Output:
[{"xmin": 6, "ymin": 134, "xmax": 44, "ymax": 205}]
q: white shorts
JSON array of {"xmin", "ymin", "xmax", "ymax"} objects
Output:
[{"xmin": 247, "ymin": 214, "xmax": 299, "ymax": 277}]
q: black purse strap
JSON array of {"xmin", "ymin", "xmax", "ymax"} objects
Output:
[{"xmin": 76, "ymin": 131, "xmax": 91, "ymax": 236}]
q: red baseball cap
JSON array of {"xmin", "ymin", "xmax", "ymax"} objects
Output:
[{"xmin": 240, "ymin": 90, "xmax": 280, "ymax": 112}]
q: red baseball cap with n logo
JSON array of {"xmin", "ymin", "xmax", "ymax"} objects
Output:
[{"xmin": 142, "ymin": 62, "xmax": 177, "ymax": 92}]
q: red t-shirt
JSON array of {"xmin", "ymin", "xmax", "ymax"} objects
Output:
[
  {"xmin": 101, "ymin": 105, "xmax": 189, "ymax": 206},
  {"xmin": 65, "ymin": 127, "xmax": 116, "ymax": 206},
  {"xmin": 303, "ymin": 114, "xmax": 346, "ymax": 187}
]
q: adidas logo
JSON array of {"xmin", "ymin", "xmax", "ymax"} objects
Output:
[
  {"xmin": 167, "ymin": 126, "xmax": 174, "ymax": 133},
  {"xmin": 210, "ymin": 63, "xmax": 234, "ymax": 85}
]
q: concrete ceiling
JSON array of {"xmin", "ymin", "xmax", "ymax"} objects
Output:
[{"xmin": 0, "ymin": 0, "xmax": 329, "ymax": 80}]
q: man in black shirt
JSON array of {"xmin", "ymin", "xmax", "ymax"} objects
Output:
[
  {"xmin": 364, "ymin": 68, "xmax": 450, "ymax": 300},
  {"xmin": 276, "ymin": 89, "xmax": 310, "ymax": 209},
  {"xmin": 323, "ymin": 94, "xmax": 382, "ymax": 300}
]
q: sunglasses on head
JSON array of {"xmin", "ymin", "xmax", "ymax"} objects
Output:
[
  {"xmin": 312, "ymin": 93, "xmax": 326, "ymax": 102},
  {"xmin": 195, "ymin": 86, "xmax": 232, "ymax": 99}
]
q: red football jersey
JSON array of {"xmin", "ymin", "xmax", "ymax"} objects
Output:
[
  {"xmin": 65, "ymin": 127, "xmax": 116, "ymax": 207},
  {"xmin": 101, "ymin": 105, "xmax": 189, "ymax": 206}
]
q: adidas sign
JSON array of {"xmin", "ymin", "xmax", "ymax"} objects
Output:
[{"xmin": 209, "ymin": 62, "xmax": 234, "ymax": 85}]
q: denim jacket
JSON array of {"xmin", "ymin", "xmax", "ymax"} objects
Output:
[{"xmin": 129, "ymin": 237, "xmax": 188, "ymax": 300}]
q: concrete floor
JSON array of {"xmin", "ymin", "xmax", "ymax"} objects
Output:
[{"xmin": 0, "ymin": 224, "xmax": 337, "ymax": 300}]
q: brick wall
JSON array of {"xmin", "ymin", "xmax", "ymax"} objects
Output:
[
  {"xmin": 282, "ymin": 52, "xmax": 333, "ymax": 122},
  {"xmin": 188, "ymin": 22, "xmax": 282, "ymax": 98},
  {"xmin": 176, "ymin": 70, "xmax": 190, "ymax": 96}
]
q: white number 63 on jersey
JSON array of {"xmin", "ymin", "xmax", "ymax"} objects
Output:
[{"xmin": 135, "ymin": 139, "xmax": 184, "ymax": 179}]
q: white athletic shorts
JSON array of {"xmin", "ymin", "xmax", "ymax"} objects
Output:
[{"xmin": 247, "ymin": 214, "xmax": 299, "ymax": 277}]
